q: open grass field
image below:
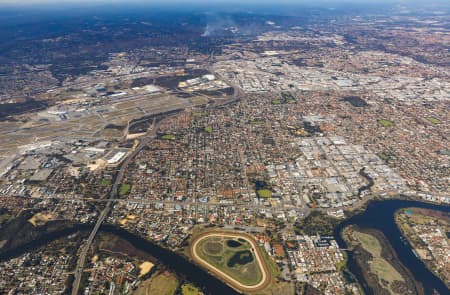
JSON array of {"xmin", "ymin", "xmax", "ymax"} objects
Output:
[
  {"xmin": 271, "ymin": 99, "xmax": 282, "ymax": 105},
  {"xmin": 377, "ymin": 119, "xmax": 394, "ymax": 127},
  {"xmin": 161, "ymin": 134, "xmax": 176, "ymax": 140},
  {"xmin": 259, "ymin": 245, "xmax": 281, "ymax": 279},
  {"xmin": 257, "ymin": 189, "xmax": 273, "ymax": 198},
  {"xmin": 352, "ymin": 231, "xmax": 404, "ymax": 294},
  {"xmin": 193, "ymin": 112, "xmax": 208, "ymax": 118},
  {"xmin": 191, "ymin": 231, "xmax": 270, "ymax": 292},
  {"xmin": 354, "ymin": 231, "xmax": 382, "ymax": 254},
  {"xmin": 119, "ymin": 184, "xmax": 131, "ymax": 196},
  {"xmin": 100, "ymin": 178, "xmax": 111, "ymax": 186},
  {"xmin": 137, "ymin": 272, "xmax": 178, "ymax": 295},
  {"xmin": 426, "ymin": 117, "xmax": 440, "ymax": 124},
  {"xmin": 258, "ymin": 281, "xmax": 295, "ymax": 295}
]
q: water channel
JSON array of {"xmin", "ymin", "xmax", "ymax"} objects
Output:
[
  {"xmin": 1, "ymin": 199, "xmax": 449, "ymax": 295},
  {"xmin": 333, "ymin": 199, "xmax": 450, "ymax": 295}
]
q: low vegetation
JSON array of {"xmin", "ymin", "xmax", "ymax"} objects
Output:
[
  {"xmin": 204, "ymin": 126, "xmax": 212, "ymax": 133},
  {"xmin": 377, "ymin": 119, "xmax": 394, "ymax": 127},
  {"xmin": 193, "ymin": 112, "xmax": 207, "ymax": 118},
  {"xmin": 119, "ymin": 184, "xmax": 131, "ymax": 196},
  {"xmin": 271, "ymin": 92, "xmax": 296, "ymax": 105},
  {"xmin": 250, "ymin": 119, "xmax": 264, "ymax": 125},
  {"xmin": 181, "ymin": 283, "xmax": 202, "ymax": 295},
  {"xmin": 257, "ymin": 189, "xmax": 273, "ymax": 198},
  {"xmin": 136, "ymin": 272, "xmax": 178, "ymax": 295},
  {"xmin": 271, "ymin": 99, "xmax": 282, "ymax": 105},
  {"xmin": 426, "ymin": 117, "xmax": 440, "ymax": 124},
  {"xmin": 281, "ymin": 91, "xmax": 297, "ymax": 103},
  {"xmin": 294, "ymin": 211, "xmax": 339, "ymax": 236},
  {"xmin": 352, "ymin": 230, "xmax": 404, "ymax": 294},
  {"xmin": 195, "ymin": 235, "xmax": 263, "ymax": 286},
  {"xmin": 161, "ymin": 134, "xmax": 176, "ymax": 140},
  {"xmin": 100, "ymin": 178, "xmax": 111, "ymax": 186},
  {"xmin": 377, "ymin": 152, "xmax": 390, "ymax": 161},
  {"xmin": 0, "ymin": 213, "xmax": 11, "ymax": 226}
]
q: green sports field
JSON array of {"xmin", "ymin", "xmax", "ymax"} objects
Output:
[{"xmin": 194, "ymin": 235, "xmax": 263, "ymax": 286}]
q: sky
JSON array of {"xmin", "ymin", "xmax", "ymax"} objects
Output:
[
  {"xmin": 0, "ymin": 0, "xmax": 448, "ymax": 11},
  {"xmin": 0, "ymin": 0, "xmax": 445, "ymax": 4}
]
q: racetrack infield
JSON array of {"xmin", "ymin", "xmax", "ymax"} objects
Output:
[{"xmin": 190, "ymin": 231, "xmax": 272, "ymax": 293}]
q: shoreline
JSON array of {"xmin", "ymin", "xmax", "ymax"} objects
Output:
[
  {"xmin": 1, "ymin": 199, "xmax": 449, "ymax": 294},
  {"xmin": 334, "ymin": 199, "xmax": 450, "ymax": 295},
  {"xmin": 394, "ymin": 207, "xmax": 450, "ymax": 290},
  {"xmin": 342, "ymin": 226, "xmax": 424, "ymax": 294}
]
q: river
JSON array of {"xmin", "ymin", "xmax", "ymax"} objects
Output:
[
  {"xmin": 333, "ymin": 199, "xmax": 450, "ymax": 295},
  {"xmin": 1, "ymin": 199, "xmax": 449, "ymax": 295},
  {"xmin": 0, "ymin": 223, "xmax": 240, "ymax": 295},
  {"xmin": 100, "ymin": 225, "xmax": 241, "ymax": 295}
]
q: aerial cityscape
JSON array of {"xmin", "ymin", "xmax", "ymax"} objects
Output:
[{"xmin": 0, "ymin": 1, "xmax": 448, "ymax": 295}]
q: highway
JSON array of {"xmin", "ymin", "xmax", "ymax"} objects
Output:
[
  {"xmin": 71, "ymin": 122, "xmax": 160, "ymax": 295},
  {"xmin": 71, "ymin": 205, "xmax": 111, "ymax": 295},
  {"xmin": 70, "ymin": 66, "xmax": 244, "ymax": 294}
]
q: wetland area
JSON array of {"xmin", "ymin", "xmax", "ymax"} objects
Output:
[
  {"xmin": 1, "ymin": 199, "xmax": 449, "ymax": 295},
  {"xmin": 334, "ymin": 199, "xmax": 450, "ymax": 295}
]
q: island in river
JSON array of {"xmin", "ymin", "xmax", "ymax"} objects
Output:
[
  {"xmin": 2, "ymin": 199, "xmax": 450, "ymax": 295},
  {"xmin": 334, "ymin": 199, "xmax": 450, "ymax": 295},
  {"xmin": 395, "ymin": 208, "xmax": 450, "ymax": 289},
  {"xmin": 342, "ymin": 226, "xmax": 421, "ymax": 295}
]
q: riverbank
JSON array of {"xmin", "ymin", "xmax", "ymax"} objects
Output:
[
  {"xmin": 0, "ymin": 210, "xmax": 90, "ymax": 261},
  {"xmin": 2, "ymin": 199, "xmax": 449, "ymax": 294},
  {"xmin": 334, "ymin": 199, "xmax": 450, "ymax": 295},
  {"xmin": 0, "ymin": 221, "xmax": 241, "ymax": 295},
  {"xmin": 342, "ymin": 226, "xmax": 422, "ymax": 294},
  {"xmin": 395, "ymin": 207, "xmax": 450, "ymax": 289}
]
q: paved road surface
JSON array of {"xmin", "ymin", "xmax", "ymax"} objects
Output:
[
  {"xmin": 71, "ymin": 70, "xmax": 243, "ymax": 294},
  {"xmin": 71, "ymin": 122, "xmax": 159, "ymax": 295}
]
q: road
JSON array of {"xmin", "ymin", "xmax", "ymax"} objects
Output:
[
  {"xmin": 36, "ymin": 195, "xmax": 306, "ymax": 212},
  {"xmin": 70, "ymin": 61, "xmax": 244, "ymax": 294},
  {"xmin": 71, "ymin": 205, "xmax": 111, "ymax": 295},
  {"xmin": 71, "ymin": 121, "xmax": 161, "ymax": 295}
]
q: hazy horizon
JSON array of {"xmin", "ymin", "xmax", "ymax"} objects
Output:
[{"xmin": 1, "ymin": 0, "xmax": 449, "ymax": 5}]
